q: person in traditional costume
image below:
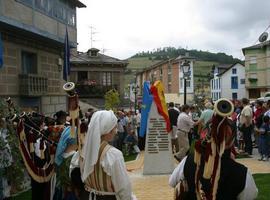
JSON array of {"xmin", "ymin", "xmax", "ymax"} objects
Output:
[
  {"xmin": 81, "ymin": 110, "xmax": 136, "ymax": 200},
  {"xmin": 54, "ymin": 126, "xmax": 78, "ymax": 200},
  {"xmin": 169, "ymin": 99, "xmax": 258, "ymax": 200}
]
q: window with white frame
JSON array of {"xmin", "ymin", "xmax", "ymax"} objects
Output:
[
  {"xmin": 102, "ymin": 72, "xmax": 112, "ymax": 86},
  {"xmin": 250, "ymin": 56, "xmax": 257, "ymax": 64}
]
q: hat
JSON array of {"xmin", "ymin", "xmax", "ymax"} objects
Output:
[{"xmin": 55, "ymin": 110, "xmax": 68, "ymax": 119}]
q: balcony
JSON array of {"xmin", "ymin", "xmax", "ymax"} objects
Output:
[
  {"xmin": 76, "ymin": 83, "xmax": 118, "ymax": 98},
  {"xmin": 19, "ymin": 74, "xmax": 48, "ymax": 96}
]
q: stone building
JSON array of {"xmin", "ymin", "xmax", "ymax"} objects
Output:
[
  {"xmin": 0, "ymin": 0, "xmax": 85, "ymax": 116},
  {"xmin": 242, "ymin": 40, "xmax": 270, "ymax": 99},
  {"xmin": 70, "ymin": 48, "xmax": 128, "ymax": 108},
  {"xmin": 136, "ymin": 54, "xmax": 213, "ymax": 105}
]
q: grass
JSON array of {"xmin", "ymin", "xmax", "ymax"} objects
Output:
[
  {"xmin": 235, "ymin": 153, "xmax": 252, "ymax": 159},
  {"xmin": 124, "ymin": 153, "xmax": 138, "ymax": 162},
  {"xmin": 12, "ymin": 190, "xmax": 31, "ymax": 200},
  {"xmin": 253, "ymin": 173, "xmax": 270, "ymax": 200}
]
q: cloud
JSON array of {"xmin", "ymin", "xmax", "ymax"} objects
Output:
[{"xmin": 77, "ymin": 0, "xmax": 270, "ymax": 60}]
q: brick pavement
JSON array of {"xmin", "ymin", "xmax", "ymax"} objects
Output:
[{"xmin": 126, "ymin": 151, "xmax": 270, "ymax": 200}]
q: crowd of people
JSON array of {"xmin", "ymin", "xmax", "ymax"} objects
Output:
[
  {"xmin": 1, "ymin": 96, "xmax": 267, "ymax": 200},
  {"xmin": 168, "ymin": 98, "xmax": 270, "ymax": 162}
]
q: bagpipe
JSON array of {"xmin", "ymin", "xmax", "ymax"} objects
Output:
[
  {"xmin": 5, "ymin": 82, "xmax": 86, "ymax": 183},
  {"xmin": 175, "ymin": 98, "xmax": 235, "ymax": 200}
]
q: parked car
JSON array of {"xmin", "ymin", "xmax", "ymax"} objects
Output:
[{"xmin": 257, "ymin": 92, "xmax": 270, "ymax": 102}]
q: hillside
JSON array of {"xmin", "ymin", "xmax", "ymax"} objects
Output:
[
  {"xmin": 125, "ymin": 47, "xmax": 242, "ymax": 86},
  {"xmin": 132, "ymin": 47, "xmax": 242, "ymax": 64}
]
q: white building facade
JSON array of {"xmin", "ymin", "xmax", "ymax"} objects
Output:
[{"xmin": 211, "ymin": 63, "xmax": 246, "ymax": 101}]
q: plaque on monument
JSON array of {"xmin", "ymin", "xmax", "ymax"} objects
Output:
[{"xmin": 143, "ymin": 102, "xmax": 174, "ymax": 175}]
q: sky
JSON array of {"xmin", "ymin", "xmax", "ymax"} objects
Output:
[{"xmin": 76, "ymin": 0, "xmax": 270, "ymax": 60}]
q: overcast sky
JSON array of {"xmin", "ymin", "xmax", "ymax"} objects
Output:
[{"xmin": 77, "ymin": 0, "xmax": 270, "ymax": 60}]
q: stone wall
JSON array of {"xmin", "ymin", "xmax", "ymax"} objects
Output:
[{"xmin": 41, "ymin": 95, "xmax": 67, "ymax": 117}]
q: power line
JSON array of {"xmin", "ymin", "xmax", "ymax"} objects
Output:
[{"xmin": 253, "ymin": 21, "xmax": 270, "ymax": 45}]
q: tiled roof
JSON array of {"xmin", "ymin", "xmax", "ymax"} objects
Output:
[
  {"xmin": 242, "ymin": 40, "xmax": 270, "ymax": 54},
  {"xmin": 217, "ymin": 63, "xmax": 244, "ymax": 76},
  {"xmin": 70, "ymin": 51, "xmax": 129, "ymax": 66},
  {"xmin": 69, "ymin": 0, "xmax": 86, "ymax": 8}
]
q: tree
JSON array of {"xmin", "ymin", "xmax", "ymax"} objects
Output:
[
  {"xmin": 0, "ymin": 99, "xmax": 25, "ymax": 195},
  {"xmin": 104, "ymin": 89, "xmax": 120, "ymax": 111}
]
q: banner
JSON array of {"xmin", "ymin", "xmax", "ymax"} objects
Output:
[
  {"xmin": 63, "ymin": 28, "xmax": 70, "ymax": 81},
  {"xmin": 139, "ymin": 81, "xmax": 153, "ymax": 137},
  {"xmin": 0, "ymin": 33, "xmax": 3, "ymax": 68}
]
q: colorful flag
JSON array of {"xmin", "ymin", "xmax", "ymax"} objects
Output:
[
  {"xmin": 0, "ymin": 33, "xmax": 3, "ymax": 68},
  {"xmin": 150, "ymin": 81, "xmax": 171, "ymax": 132},
  {"xmin": 63, "ymin": 28, "xmax": 70, "ymax": 81},
  {"xmin": 139, "ymin": 81, "xmax": 153, "ymax": 137}
]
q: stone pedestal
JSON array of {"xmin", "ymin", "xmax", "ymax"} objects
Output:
[{"xmin": 143, "ymin": 102, "xmax": 174, "ymax": 175}]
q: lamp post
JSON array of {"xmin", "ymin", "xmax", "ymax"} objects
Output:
[
  {"xmin": 128, "ymin": 83, "xmax": 139, "ymax": 113},
  {"xmin": 181, "ymin": 60, "xmax": 191, "ymax": 104}
]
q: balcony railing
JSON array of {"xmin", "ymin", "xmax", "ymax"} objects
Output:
[
  {"xmin": 19, "ymin": 74, "xmax": 48, "ymax": 96},
  {"xmin": 76, "ymin": 84, "xmax": 118, "ymax": 98}
]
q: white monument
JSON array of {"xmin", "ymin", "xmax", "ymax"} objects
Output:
[{"xmin": 143, "ymin": 102, "xmax": 174, "ymax": 175}]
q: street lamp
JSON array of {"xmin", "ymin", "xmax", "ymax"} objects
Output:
[
  {"xmin": 181, "ymin": 60, "xmax": 191, "ymax": 104},
  {"xmin": 128, "ymin": 83, "xmax": 139, "ymax": 113}
]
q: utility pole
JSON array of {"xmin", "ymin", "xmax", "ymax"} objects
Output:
[{"xmin": 89, "ymin": 26, "xmax": 97, "ymax": 48}]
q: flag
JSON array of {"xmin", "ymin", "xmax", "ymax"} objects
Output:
[
  {"xmin": 0, "ymin": 33, "xmax": 3, "ymax": 68},
  {"xmin": 63, "ymin": 28, "xmax": 70, "ymax": 81},
  {"xmin": 139, "ymin": 81, "xmax": 153, "ymax": 137},
  {"xmin": 150, "ymin": 81, "xmax": 171, "ymax": 132}
]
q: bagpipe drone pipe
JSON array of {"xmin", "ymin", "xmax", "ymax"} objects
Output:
[
  {"xmin": 175, "ymin": 98, "xmax": 235, "ymax": 200},
  {"xmin": 5, "ymin": 82, "xmax": 86, "ymax": 183}
]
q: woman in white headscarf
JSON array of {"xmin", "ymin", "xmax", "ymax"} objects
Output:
[{"xmin": 81, "ymin": 110, "xmax": 136, "ymax": 200}]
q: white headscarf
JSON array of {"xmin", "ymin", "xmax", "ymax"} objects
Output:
[{"xmin": 81, "ymin": 110, "xmax": 117, "ymax": 182}]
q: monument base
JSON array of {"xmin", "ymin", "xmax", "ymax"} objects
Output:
[{"xmin": 143, "ymin": 103, "xmax": 174, "ymax": 175}]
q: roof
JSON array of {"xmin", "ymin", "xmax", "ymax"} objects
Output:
[
  {"xmin": 242, "ymin": 40, "xmax": 270, "ymax": 54},
  {"xmin": 70, "ymin": 50, "xmax": 129, "ymax": 66},
  {"xmin": 69, "ymin": 0, "xmax": 86, "ymax": 8},
  {"xmin": 135, "ymin": 58, "xmax": 177, "ymax": 75},
  {"xmin": 217, "ymin": 62, "xmax": 244, "ymax": 76}
]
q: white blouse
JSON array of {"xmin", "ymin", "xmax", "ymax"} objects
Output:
[
  {"xmin": 169, "ymin": 156, "xmax": 258, "ymax": 200},
  {"xmin": 101, "ymin": 147, "xmax": 136, "ymax": 200}
]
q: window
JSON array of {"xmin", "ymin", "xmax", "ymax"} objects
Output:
[
  {"xmin": 168, "ymin": 83, "xmax": 171, "ymax": 93},
  {"xmin": 168, "ymin": 74, "xmax": 172, "ymax": 82},
  {"xmin": 249, "ymin": 56, "xmax": 257, "ymax": 70},
  {"xmin": 232, "ymin": 68, "xmax": 237, "ymax": 74},
  {"xmin": 168, "ymin": 64, "xmax": 172, "ymax": 74},
  {"xmin": 250, "ymin": 56, "xmax": 257, "ymax": 64},
  {"xmin": 231, "ymin": 77, "xmax": 238, "ymax": 89},
  {"xmin": 186, "ymin": 79, "xmax": 191, "ymax": 88},
  {"xmin": 102, "ymin": 72, "xmax": 112, "ymax": 86},
  {"xmin": 211, "ymin": 79, "xmax": 214, "ymax": 89},
  {"xmin": 232, "ymin": 93, "xmax": 237, "ymax": 100},
  {"xmin": 249, "ymin": 89, "xmax": 260, "ymax": 99},
  {"xmin": 78, "ymin": 71, "xmax": 87, "ymax": 82},
  {"xmin": 240, "ymin": 79, "xmax": 245, "ymax": 84},
  {"xmin": 21, "ymin": 51, "xmax": 37, "ymax": 74}
]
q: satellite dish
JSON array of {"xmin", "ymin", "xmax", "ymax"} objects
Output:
[{"xmin": 259, "ymin": 32, "xmax": 268, "ymax": 43}]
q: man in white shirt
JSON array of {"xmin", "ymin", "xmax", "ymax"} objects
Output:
[
  {"xmin": 175, "ymin": 104, "xmax": 195, "ymax": 162},
  {"xmin": 239, "ymin": 98, "xmax": 253, "ymax": 155}
]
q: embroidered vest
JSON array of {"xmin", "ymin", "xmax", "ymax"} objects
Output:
[{"xmin": 84, "ymin": 141, "xmax": 115, "ymax": 193}]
